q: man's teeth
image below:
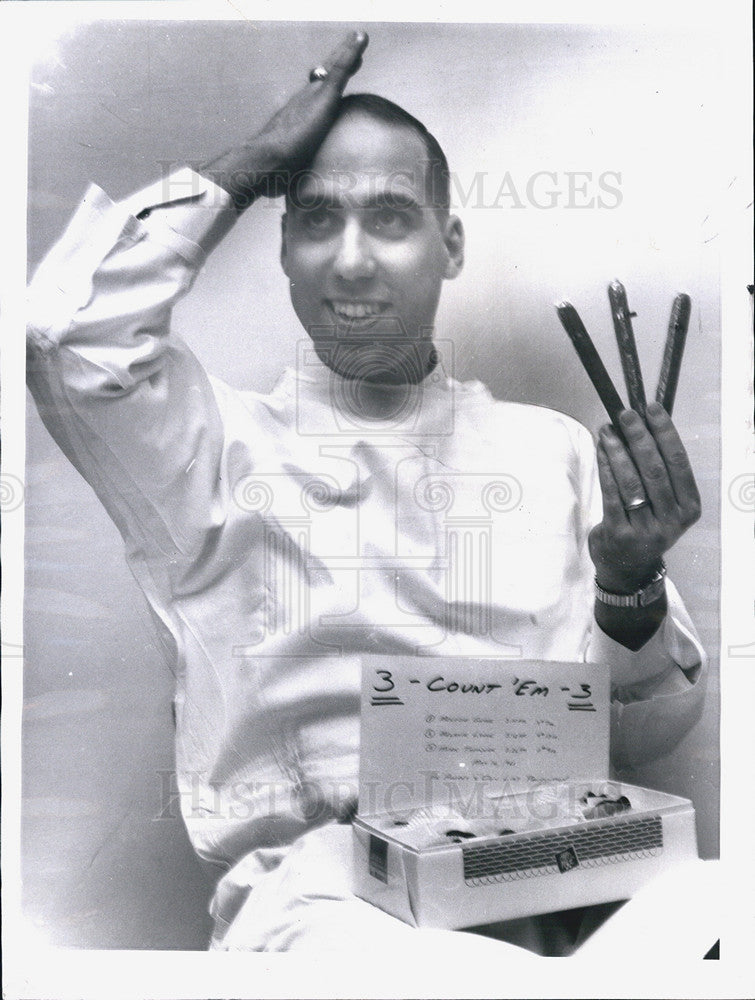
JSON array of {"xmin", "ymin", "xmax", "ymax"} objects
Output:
[{"xmin": 331, "ymin": 301, "xmax": 385, "ymax": 319}]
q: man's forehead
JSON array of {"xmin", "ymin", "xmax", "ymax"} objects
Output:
[{"xmin": 295, "ymin": 112, "xmax": 431, "ymax": 205}]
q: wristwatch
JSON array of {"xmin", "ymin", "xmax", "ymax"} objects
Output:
[{"xmin": 595, "ymin": 561, "xmax": 667, "ymax": 608}]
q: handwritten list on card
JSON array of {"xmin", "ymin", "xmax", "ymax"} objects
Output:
[{"xmin": 359, "ymin": 657, "xmax": 610, "ymax": 814}]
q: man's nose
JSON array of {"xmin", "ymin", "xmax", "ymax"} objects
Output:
[{"xmin": 333, "ymin": 218, "xmax": 376, "ymax": 282}]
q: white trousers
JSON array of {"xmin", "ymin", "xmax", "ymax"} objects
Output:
[{"xmin": 210, "ymin": 823, "xmax": 721, "ymax": 959}]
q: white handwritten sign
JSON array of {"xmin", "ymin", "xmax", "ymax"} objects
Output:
[{"xmin": 359, "ymin": 656, "xmax": 610, "ymax": 815}]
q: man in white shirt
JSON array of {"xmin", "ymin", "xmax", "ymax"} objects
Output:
[{"xmin": 26, "ymin": 31, "xmax": 712, "ymax": 955}]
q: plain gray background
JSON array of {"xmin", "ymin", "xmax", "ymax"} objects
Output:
[{"xmin": 24, "ymin": 20, "xmax": 721, "ymax": 949}]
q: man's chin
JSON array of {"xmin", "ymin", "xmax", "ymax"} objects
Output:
[{"xmin": 313, "ymin": 342, "xmax": 437, "ymax": 386}]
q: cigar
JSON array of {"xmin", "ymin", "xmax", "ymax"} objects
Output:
[
  {"xmin": 556, "ymin": 302, "xmax": 626, "ymax": 431},
  {"xmin": 608, "ymin": 280, "xmax": 647, "ymax": 418},
  {"xmin": 655, "ymin": 293, "xmax": 691, "ymax": 416}
]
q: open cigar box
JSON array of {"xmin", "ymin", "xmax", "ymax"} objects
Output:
[{"xmin": 352, "ymin": 656, "xmax": 698, "ymax": 929}]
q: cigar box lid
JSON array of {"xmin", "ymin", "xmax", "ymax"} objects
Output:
[{"xmin": 358, "ymin": 655, "xmax": 611, "ymax": 816}]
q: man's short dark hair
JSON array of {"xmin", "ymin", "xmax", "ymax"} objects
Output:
[
  {"xmin": 337, "ymin": 93, "xmax": 451, "ymax": 213},
  {"xmin": 285, "ymin": 92, "xmax": 451, "ymax": 215}
]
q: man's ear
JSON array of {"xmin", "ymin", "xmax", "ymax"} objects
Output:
[
  {"xmin": 442, "ymin": 214, "xmax": 465, "ymax": 280},
  {"xmin": 280, "ymin": 212, "xmax": 289, "ymax": 276}
]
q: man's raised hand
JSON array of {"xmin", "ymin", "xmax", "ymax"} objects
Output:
[{"xmin": 200, "ymin": 30, "xmax": 369, "ymax": 210}]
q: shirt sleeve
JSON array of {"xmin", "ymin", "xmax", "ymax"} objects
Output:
[
  {"xmin": 26, "ymin": 169, "xmax": 240, "ymax": 567},
  {"xmin": 572, "ymin": 423, "xmax": 708, "ymax": 770}
]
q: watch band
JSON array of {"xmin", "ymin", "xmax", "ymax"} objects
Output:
[{"xmin": 595, "ymin": 561, "xmax": 667, "ymax": 608}]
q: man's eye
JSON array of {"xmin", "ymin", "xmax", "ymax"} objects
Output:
[
  {"xmin": 371, "ymin": 207, "xmax": 410, "ymax": 234},
  {"xmin": 303, "ymin": 209, "xmax": 337, "ymax": 234}
]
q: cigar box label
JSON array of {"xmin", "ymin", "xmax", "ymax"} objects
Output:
[
  {"xmin": 555, "ymin": 845, "xmax": 580, "ymax": 873},
  {"xmin": 359, "ymin": 657, "xmax": 610, "ymax": 815}
]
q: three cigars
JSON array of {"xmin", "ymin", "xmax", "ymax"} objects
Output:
[{"xmin": 556, "ymin": 282, "xmax": 691, "ymax": 429}]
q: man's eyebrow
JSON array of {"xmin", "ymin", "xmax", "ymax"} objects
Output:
[
  {"xmin": 367, "ymin": 191, "xmax": 423, "ymax": 211},
  {"xmin": 290, "ymin": 191, "xmax": 425, "ymax": 212}
]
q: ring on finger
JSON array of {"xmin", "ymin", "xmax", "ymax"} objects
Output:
[
  {"xmin": 624, "ymin": 496, "xmax": 649, "ymax": 513},
  {"xmin": 309, "ymin": 65, "xmax": 329, "ymax": 82}
]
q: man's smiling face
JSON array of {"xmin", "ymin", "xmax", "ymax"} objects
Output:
[{"xmin": 281, "ymin": 109, "xmax": 464, "ymax": 385}]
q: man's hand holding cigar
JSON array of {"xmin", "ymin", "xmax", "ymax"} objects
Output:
[{"xmin": 557, "ymin": 285, "xmax": 700, "ymax": 650}]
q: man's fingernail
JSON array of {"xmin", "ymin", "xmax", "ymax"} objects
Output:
[
  {"xmin": 619, "ymin": 409, "xmax": 638, "ymax": 426},
  {"xmin": 647, "ymin": 401, "xmax": 664, "ymax": 418}
]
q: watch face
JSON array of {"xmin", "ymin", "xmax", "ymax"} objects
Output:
[{"xmin": 638, "ymin": 573, "xmax": 666, "ymax": 607}]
